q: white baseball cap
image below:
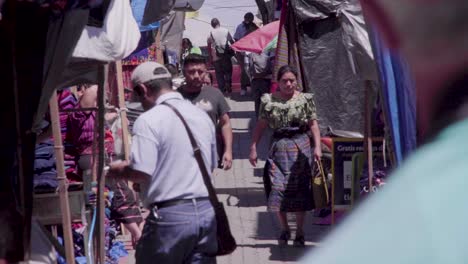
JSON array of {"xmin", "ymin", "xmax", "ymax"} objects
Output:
[{"xmin": 131, "ymin": 62, "xmax": 172, "ymax": 88}]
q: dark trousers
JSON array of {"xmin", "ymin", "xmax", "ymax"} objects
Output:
[
  {"xmin": 263, "ymin": 160, "xmax": 271, "ymax": 200},
  {"xmin": 236, "ymin": 53, "xmax": 250, "ymax": 91},
  {"xmin": 252, "ymin": 78, "xmax": 271, "ymax": 116},
  {"xmin": 241, "ymin": 70, "xmax": 250, "ymax": 91},
  {"xmin": 213, "ymin": 56, "xmax": 233, "ymax": 93}
]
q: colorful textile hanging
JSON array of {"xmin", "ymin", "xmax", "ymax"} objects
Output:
[{"xmin": 272, "ymin": 0, "xmax": 304, "ymax": 91}]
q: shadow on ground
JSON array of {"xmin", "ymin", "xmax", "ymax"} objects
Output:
[
  {"xmin": 255, "ymin": 212, "xmax": 331, "ymax": 243},
  {"xmin": 216, "ymin": 187, "xmax": 267, "ymax": 208},
  {"xmin": 236, "ymin": 243, "xmax": 316, "ymax": 262},
  {"xmin": 228, "ymin": 93, "xmax": 254, "ymax": 102},
  {"xmin": 229, "ymin": 110, "xmax": 255, "ymax": 119},
  {"xmin": 253, "ymin": 167, "xmax": 265, "ymax": 177}
]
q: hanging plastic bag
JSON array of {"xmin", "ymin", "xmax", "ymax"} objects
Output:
[{"xmin": 72, "ymin": 0, "xmax": 140, "ymax": 62}]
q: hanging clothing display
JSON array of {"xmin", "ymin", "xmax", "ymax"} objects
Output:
[
  {"xmin": 33, "ymin": 140, "xmax": 58, "ymax": 189},
  {"xmin": 130, "ymin": 0, "xmax": 164, "ymax": 32},
  {"xmin": 160, "ymin": 11, "xmax": 186, "ymax": 66},
  {"xmin": 122, "ymin": 31, "xmax": 158, "ymax": 66},
  {"xmin": 72, "ymin": 0, "xmax": 141, "ymax": 62}
]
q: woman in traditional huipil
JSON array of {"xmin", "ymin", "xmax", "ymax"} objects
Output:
[{"xmin": 249, "ymin": 65, "xmax": 322, "ymax": 247}]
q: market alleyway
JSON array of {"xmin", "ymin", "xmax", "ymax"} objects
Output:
[{"xmin": 124, "ymin": 93, "xmax": 331, "ymax": 264}]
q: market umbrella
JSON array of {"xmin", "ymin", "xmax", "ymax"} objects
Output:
[{"xmin": 231, "ymin": 20, "xmax": 280, "ymax": 54}]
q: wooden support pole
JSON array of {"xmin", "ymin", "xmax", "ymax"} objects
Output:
[
  {"xmin": 364, "ymin": 81, "xmax": 374, "ymax": 192},
  {"xmin": 155, "ymin": 29, "xmax": 164, "ymax": 64},
  {"xmin": 96, "ymin": 64, "xmax": 108, "ymax": 263},
  {"xmin": 115, "ymin": 60, "xmax": 132, "ymax": 237},
  {"xmin": 115, "ymin": 61, "xmax": 131, "ymax": 161},
  {"xmin": 49, "ymin": 92, "xmax": 75, "ymax": 264}
]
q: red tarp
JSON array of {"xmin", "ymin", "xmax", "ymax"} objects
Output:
[{"xmin": 231, "ymin": 21, "xmax": 280, "ymax": 54}]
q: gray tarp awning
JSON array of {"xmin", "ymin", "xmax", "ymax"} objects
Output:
[{"xmin": 291, "ymin": 0, "xmax": 377, "ymax": 133}]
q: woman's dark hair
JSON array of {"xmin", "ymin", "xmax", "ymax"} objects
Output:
[
  {"xmin": 211, "ymin": 18, "xmax": 220, "ymax": 28},
  {"xmin": 183, "ymin": 54, "xmax": 207, "ymax": 68},
  {"xmin": 182, "ymin": 38, "xmax": 193, "ymax": 49},
  {"xmin": 77, "ymin": 83, "xmax": 94, "ymax": 91},
  {"xmin": 207, "ymin": 72, "xmax": 214, "ymax": 84},
  {"xmin": 277, "ymin": 65, "xmax": 298, "ymax": 81},
  {"xmin": 244, "ymin": 12, "xmax": 254, "ymax": 22},
  {"xmin": 164, "ymin": 64, "xmax": 178, "ymax": 77}
]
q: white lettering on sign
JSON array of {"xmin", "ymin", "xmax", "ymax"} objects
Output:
[
  {"xmin": 337, "ymin": 145, "xmax": 365, "ymax": 152},
  {"xmin": 343, "ymin": 161, "xmax": 352, "ymax": 189},
  {"xmin": 336, "ymin": 142, "xmax": 384, "ymax": 153},
  {"xmin": 344, "ymin": 194, "xmax": 351, "ymax": 201}
]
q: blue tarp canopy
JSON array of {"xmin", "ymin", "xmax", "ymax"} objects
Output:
[{"xmin": 370, "ymin": 30, "xmax": 416, "ymax": 165}]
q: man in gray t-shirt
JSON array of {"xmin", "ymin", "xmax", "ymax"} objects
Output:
[
  {"xmin": 178, "ymin": 54, "xmax": 233, "ymax": 170},
  {"xmin": 178, "ymin": 85, "xmax": 230, "ymax": 126}
]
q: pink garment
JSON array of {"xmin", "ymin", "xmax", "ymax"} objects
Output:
[
  {"xmin": 68, "ymin": 109, "xmax": 96, "ymax": 155},
  {"xmin": 57, "ymin": 90, "xmax": 77, "ymax": 140},
  {"xmin": 68, "ymin": 108, "xmax": 115, "ymax": 156}
]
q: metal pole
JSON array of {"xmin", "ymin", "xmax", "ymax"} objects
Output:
[{"xmin": 96, "ymin": 64, "xmax": 108, "ymax": 263}]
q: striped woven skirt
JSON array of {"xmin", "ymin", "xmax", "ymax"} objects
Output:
[
  {"xmin": 267, "ymin": 133, "xmax": 313, "ymax": 212},
  {"xmin": 109, "ymin": 180, "xmax": 143, "ymax": 224}
]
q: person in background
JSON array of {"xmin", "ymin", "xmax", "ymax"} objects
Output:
[
  {"xmin": 164, "ymin": 63, "xmax": 182, "ymax": 90},
  {"xmin": 249, "ymin": 65, "xmax": 322, "ymax": 247},
  {"xmin": 208, "ymin": 18, "xmax": 234, "ymax": 94},
  {"xmin": 180, "ymin": 38, "xmax": 202, "ymax": 70},
  {"xmin": 124, "ymin": 88, "xmax": 133, "ymax": 101},
  {"xmin": 108, "ymin": 178, "xmax": 143, "ymax": 248},
  {"xmin": 249, "ymin": 50, "xmax": 274, "ymax": 116},
  {"xmin": 233, "ymin": 12, "xmax": 258, "ymax": 41},
  {"xmin": 69, "ymin": 84, "xmax": 143, "ymax": 247},
  {"xmin": 203, "ymin": 72, "xmax": 214, "ymax": 87},
  {"xmin": 178, "ymin": 54, "xmax": 233, "ymax": 170},
  {"xmin": 234, "ymin": 12, "xmax": 259, "ymax": 96},
  {"xmin": 68, "ymin": 84, "xmax": 103, "ymax": 171},
  {"xmin": 182, "ymin": 38, "xmax": 202, "ymax": 56},
  {"xmin": 109, "ymin": 62, "xmax": 218, "ymax": 263}
]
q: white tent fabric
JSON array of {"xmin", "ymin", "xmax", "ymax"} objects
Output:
[{"xmin": 72, "ymin": 0, "xmax": 140, "ymax": 62}]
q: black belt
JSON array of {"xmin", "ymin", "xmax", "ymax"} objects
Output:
[
  {"xmin": 150, "ymin": 197, "xmax": 210, "ymax": 209},
  {"xmin": 273, "ymin": 127, "xmax": 308, "ymax": 139}
]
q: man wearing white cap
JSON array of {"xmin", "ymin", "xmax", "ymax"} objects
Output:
[{"xmin": 109, "ymin": 62, "xmax": 218, "ymax": 263}]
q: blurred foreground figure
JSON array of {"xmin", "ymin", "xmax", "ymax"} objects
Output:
[{"xmin": 302, "ymin": 0, "xmax": 468, "ymax": 263}]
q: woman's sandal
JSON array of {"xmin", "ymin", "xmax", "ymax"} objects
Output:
[
  {"xmin": 293, "ymin": 234, "xmax": 305, "ymax": 247},
  {"xmin": 278, "ymin": 230, "xmax": 291, "ymax": 246}
]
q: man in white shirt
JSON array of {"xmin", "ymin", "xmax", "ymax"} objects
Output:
[
  {"xmin": 109, "ymin": 62, "xmax": 218, "ymax": 263},
  {"xmin": 208, "ymin": 18, "xmax": 234, "ymax": 94}
]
